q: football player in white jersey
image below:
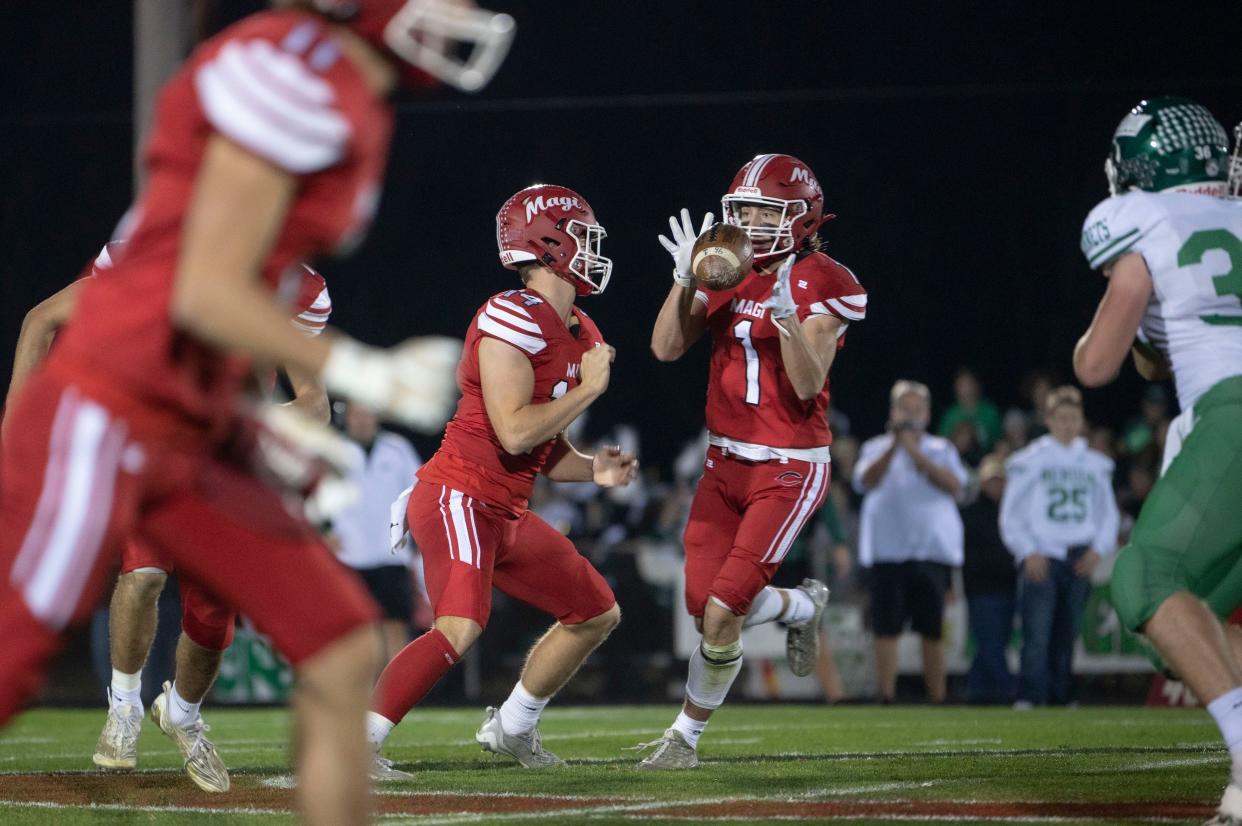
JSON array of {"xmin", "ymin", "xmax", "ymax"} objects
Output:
[{"xmin": 1074, "ymin": 96, "xmax": 1242, "ymax": 825}]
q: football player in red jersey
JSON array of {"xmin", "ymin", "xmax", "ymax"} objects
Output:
[
  {"xmin": 5, "ymin": 243, "xmax": 335, "ymax": 791},
  {"xmin": 640, "ymin": 154, "xmax": 868, "ymax": 768},
  {"xmin": 366, "ymin": 185, "xmax": 636, "ymax": 779},
  {"xmin": 0, "ymin": 2, "xmax": 513, "ymax": 823}
]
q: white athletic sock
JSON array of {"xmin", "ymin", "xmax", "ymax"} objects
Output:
[
  {"xmin": 1208, "ymin": 685, "xmax": 1242, "ymax": 786},
  {"xmin": 109, "ymin": 669, "xmax": 142, "ymax": 711},
  {"xmin": 167, "ymin": 682, "xmax": 201, "ymax": 728},
  {"xmin": 742, "ymin": 587, "xmax": 784, "ymax": 628},
  {"xmin": 497, "ymin": 681, "xmax": 550, "ymax": 735},
  {"xmin": 670, "ymin": 710, "xmax": 707, "ymax": 749},
  {"xmin": 781, "ymin": 587, "xmax": 817, "ymax": 626},
  {"xmin": 367, "ymin": 711, "xmax": 396, "ymax": 750}
]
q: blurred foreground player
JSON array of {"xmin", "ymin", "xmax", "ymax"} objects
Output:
[
  {"xmin": 7, "ymin": 246, "xmax": 334, "ymax": 791},
  {"xmin": 640, "ymin": 154, "xmax": 866, "ymax": 768},
  {"xmin": 1074, "ymin": 97, "xmax": 1242, "ymax": 825},
  {"xmin": 367, "ymin": 185, "xmax": 635, "ymax": 779},
  {"xmin": 0, "ymin": 2, "xmax": 514, "ymax": 824}
]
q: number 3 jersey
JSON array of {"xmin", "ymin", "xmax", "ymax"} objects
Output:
[
  {"xmin": 417, "ymin": 288, "xmax": 605, "ymax": 514},
  {"xmin": 1081, "ymin": 191, "xmax": 1242, "ymax": 410},
  {"xmin": 695, "ymin": 251, "xmax": 867, "ymax": 458},
  {"xmin": 999, "ymin": 435, "xmax": 1119, "ymax": 563}
]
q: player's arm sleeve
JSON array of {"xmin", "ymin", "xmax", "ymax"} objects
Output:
[
  {"xmin": 476, "ymin": 295, "xmax": 547, "ymax": 357},
  {"xmin": 802, "ymin": 261, "xmax": 866, "ymax": 330},
  {"xmin": 291, "ymin": 284, "xmax": 332, "ymax": 337},
  {"xmin": 1091, "ymin": 460, "xmax": 1121, "ymax": 556},
  {"xmin": 1080, "ymin": 195, "xmax": 1161, "ymax": 271},
  {"xmin": 999, "ymin": 455, "xmax": 1039, "ymax": 560},
  {"xmin": 194, "ymin": 37, "xmax": 352, "ymax": 174}
]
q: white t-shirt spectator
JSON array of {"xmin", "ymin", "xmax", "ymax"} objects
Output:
[
  {"xmin": 853, "ymin": 432, "xmax": 967, "ymax": 567},
  {"xmin": 332, "ymin": 431, "xmax": 421, "ymax": 570},
  {"xmin": 999, "ymin": 435, "xmax": 1119, "ymax": 563}
]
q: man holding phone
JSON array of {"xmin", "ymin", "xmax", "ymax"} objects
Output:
[{"xmin": 854, "ymin": 380, "xmax": 967, "ymax": 703}]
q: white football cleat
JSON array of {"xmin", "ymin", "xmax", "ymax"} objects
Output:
[
  {"xmin": 1205, "ymin": 783, "xmax": 1242, "ymax": 825},
  {"xmin": 631, "ymin": 728, "xmax": 699, "ymax": 771},
  {"xmin": 151, "ymin": 682, "xmax": 229, "ymax": 793},
  {"xmin": 475, "ymin": 706, "xmax": 564, "ymax": 768},
  {"xmin": 370, "ymin": 752, "xmax": 414, "ymax": 782},
  {"xmin": 785, "ymin": 578, "xmax": 830, "ymax": 677},
  {"xmin": 92, "ymin": 691, "xmax": 142, "ymax": 769}
]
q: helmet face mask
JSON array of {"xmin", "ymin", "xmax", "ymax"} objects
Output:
[
  {"xmin": 566, "ymin": 219, "xmax": 611, "ymax": 295},
  {"xmin": 310, "ymin": 0, "xmax": 515, "ymax": 92},
  {"xmin": 721, "ymin": 196, "xmax": 806, "ymax": 259},
  {"xmin": 1105, "ymin": 97, "xmax": 1228, "ymax": 196},
  {"xmin": 721, "ymin": 154, "xmax": 827, "ymax": 263},
  {"xmin": 382, "ymin": 0, "xmax": 515, "ymax": 92},
  {"xmin": 496, "ymin": 185, "xmax": 612, "ymax": 297}
]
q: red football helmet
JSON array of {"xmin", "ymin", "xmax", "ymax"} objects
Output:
[
  {"xmin": 496, "ymin": 185, "xmax": 612, "ymax": 296},
  {"xmin": 307, "ymin": 0, "xmax": 515, "ymax": 92},
  {"xmin": 721, "ymin": 153, "xmax": 833, "ymax": 261}
]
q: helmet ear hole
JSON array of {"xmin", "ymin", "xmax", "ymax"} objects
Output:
[{"xmin": 540, "ymin": 237, "xmax": 561, "ymax": 248}]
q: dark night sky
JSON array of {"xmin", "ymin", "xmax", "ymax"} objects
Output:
[{"xmin": 3, "ymin": 2, "xmax": 1241, "ymax": 466}]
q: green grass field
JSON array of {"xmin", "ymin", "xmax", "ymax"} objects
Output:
[{"xmin": 0, "ymin": 704, "xmax": 1224, "ymax": 824}]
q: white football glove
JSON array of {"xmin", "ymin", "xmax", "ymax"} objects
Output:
[
  {"xmin": 321, "ymin": 336, "xmax": 462, "ymax": 433},
  {"xmin": 761, "ymin": 254, "xmax": 798, "ymax": 336},
  {"xmin": 658, "ymin": 208, "xmax": 714, "ymax": 288},
  {"xmin": 247, "ymin": 402, "xmax": 363, "ymax": 523}
]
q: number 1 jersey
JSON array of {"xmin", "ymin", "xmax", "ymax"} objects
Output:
[
  {"xmin": 1081, "ymin": 191, "xmax": 1242, "ymax": 409},
  {"xmin": 696, "ymin": 251, "xmax": 867, "ymax": 452}
]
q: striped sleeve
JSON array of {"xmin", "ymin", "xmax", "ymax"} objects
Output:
[
  {"xmin": 291, "ymin": 285, "xmax": 332, "ymax": 336},
  {"xmin": 807, "ymin": 262, "xmax": 867, "ymax": 323},
  {"xmin": 476, "ymin": 296, "xmax": 547, "ymax": 355},
  {"xmin": 194, "ymin": 37, "xmax": 351, "ymax": 174},
  {"xmin": 1080, "ymin": 193, "xmax": 1159, "ymax": 270}
]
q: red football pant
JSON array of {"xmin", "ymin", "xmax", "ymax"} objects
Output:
[
  {"xmin": 407, "ymin": 482, "xmax": 615, "ymax": 628},
  {"xmin": 122, "ymin": 538, "xmax": 236, "ymax": 652},
  {"xmin": 683, "ymin": 446, "xmax": 829, "ymax": 617},
  {"xmin": 0, "ymin": 369, "xmax": 377, "ymax": 725},
  {"xmin": 369, "ymin": 482, "xmax": 616, "ymax": 726}
]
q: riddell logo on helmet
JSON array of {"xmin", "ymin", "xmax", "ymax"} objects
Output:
[
  {"xmin": 524, "ymin": 195, "xmax": 582, "ymax": 223},
  {"xmin": 789, "ymin": 167, "xmax": 818, "ymax": 188}
]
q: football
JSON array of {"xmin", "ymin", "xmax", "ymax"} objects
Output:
[{"xmin": 692, "ymin": 222, "xmax": 754, "ymax": 291}]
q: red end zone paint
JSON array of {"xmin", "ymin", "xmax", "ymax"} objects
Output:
[{"xmin": 0, "ymin": 774, "xmax": 1216, "ymax": 821}]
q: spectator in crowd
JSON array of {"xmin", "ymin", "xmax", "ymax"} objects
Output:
[
  {"xmin": 960, "ymin": 455, "xmax": 1015, "ymax": 704},
  {"xmin": 1000, "ymin": 408, "xmax": 1031, "ymax": 456},
  {"xmin": 999, "ymin": 386, "xmax": 1120, "ymax": 708},
  {"xmin": 854, "ymin": 380, "xmax": 967, "ymax": 703},
  {"xmin": 327, "ymin": 402, "xmax": 423, "ymax": 666},
  {"xmin": 1088, "ymin": 425, "xmax": 1117, "ymax": 460},
  {"xmin": 938, "ymin": 367, "xmax": 1003, "ymax": 452},
  {"xmin": 1020, "ymin": 369, "xmax": 1056, "ymax": 438},
  {"xmin": 948, "ymin": 419, "xmax": 985, "ymax": 469}
]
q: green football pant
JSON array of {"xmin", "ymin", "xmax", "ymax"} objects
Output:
[{"xmin": 1110, "ymin": 375, "xmax": 1242, "ymax": 635}]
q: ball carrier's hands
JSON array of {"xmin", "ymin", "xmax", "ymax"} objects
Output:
[
  {"xmin": 659, "ymin": 208, "xmax": 715, "ymax": 288},
  {"xmin": 652, "ymin": 210, "xmax": 714, "ymax": 361}
]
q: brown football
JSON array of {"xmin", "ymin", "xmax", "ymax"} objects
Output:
[{"xmin": 691, "ymin": 223, "xmax": 754, "ymax": 291}]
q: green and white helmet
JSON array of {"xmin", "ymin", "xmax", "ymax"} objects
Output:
[
  {"xmin": 1229, "ymin": 122, "xmax": 1242, "ymax": 198},
  {"xmin": 1105, "ymin": 96, "xmax": 1228, "ymax": 196}
]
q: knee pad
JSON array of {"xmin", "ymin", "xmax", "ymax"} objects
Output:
[{"xmin": 685, "ymin": 639, "xmax": 743, "ymax": 710}]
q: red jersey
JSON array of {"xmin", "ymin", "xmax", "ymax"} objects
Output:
[
  {"xmin": 697, "ymin": 251, "xmax": 866, "ymax": 451},
  {"xmin": 53, "ymin": 10, "xmax": 390, "ymax": 436},
  {"xmin": 418, "ymin": 289, "xmax": 605, "ymax": 513}
]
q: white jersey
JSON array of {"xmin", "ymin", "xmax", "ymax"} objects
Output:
[
  {"xmin": 999, "ymin": 435, "xmax": 1119, "ymax": 563},
  {"xmin": 331, "ymin": 431, "xmax": 422, "ymax": 570},
  {"xmin": 1081, "ymin": 191, "xmax": 1242, "ymax": 410}
]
